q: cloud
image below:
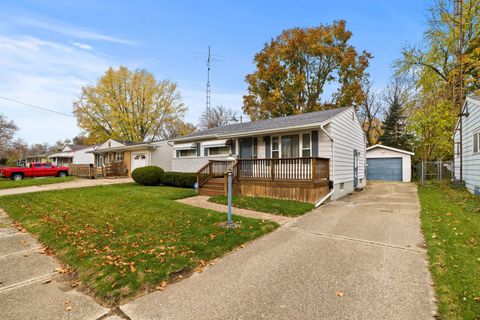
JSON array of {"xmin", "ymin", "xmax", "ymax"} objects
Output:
[
  {"xmin": 14, "ymin": 16, "xmax": 136, "ymax": 46},
  {"xmin": 0, "ymin": 35, "xmax": 115, "ymax": 144},
  {"xmin": 71, "ymin": 42, "xmax": 93, "ymax": 50}
]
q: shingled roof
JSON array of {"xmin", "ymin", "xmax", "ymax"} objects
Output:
[{"xmin": 175, "ymin": 107, "xmax": 350, "ymax": 141}]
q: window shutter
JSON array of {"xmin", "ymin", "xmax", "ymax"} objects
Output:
[
  {"xmin": 196, "ymin": 143, "xmax": 201, "ymax": 156},
  {"xmin": 204, "ymin": 148, "xmax": 208, "ymax": 156},
  {"xmin": 311, "ymin": 130, "xmax": 318, "ymax": 157},
  {"xmin": 264, "ymin": 136, "xmax": 271, "ymax": 158},
  {"xmin": 231, "ymin": 139, "xmax": 236, "ymax": 155}
]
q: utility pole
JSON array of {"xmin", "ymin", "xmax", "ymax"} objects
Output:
[
  {"xmin": 206, "ymin": 45, "xmax": 211, "ymax": 122},
  {"xmin": 454, "ymin": 0, "xmax": 465, "ymax": 182}
]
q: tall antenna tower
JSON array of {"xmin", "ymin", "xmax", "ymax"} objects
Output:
[
  {"xmin": 454, "ymin": 0, "xmax": 465, "ymax": 181},
  {"xmin": 206, "ymin": 45, "xmax": 211, "ymax": 119}
]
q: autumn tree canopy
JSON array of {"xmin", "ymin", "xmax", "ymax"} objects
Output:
[
  {"xmin": 243, "ymin": 20, "xmax": 372, "ymax": 120},
  {"xmin": 199, "ymin": 105, "xmax": 238, "ymax": 130},
  {"xmin": 73, "ymin": 66, "xmax": 187, "ymax": 143}
]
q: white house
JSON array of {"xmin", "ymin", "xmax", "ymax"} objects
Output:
[
  {"xmin": 92, "ymin": 139, "xmax": 173, "ymax": 176},
  {"xmin": 171, "ymin": 107, "xmax": 367, "ymax": 203},
  {"xmin": 454, "ymin": 95, "xmax": 480, "ymax": 194},
  {"xmin": 49, "ymin": 144, "xmax": 95, "ymax": 166},
  {"xmin": 366, "ymin": 145, "xmax": 414, "ymax": 182}
]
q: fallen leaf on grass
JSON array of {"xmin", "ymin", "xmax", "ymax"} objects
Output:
[
  {"xmin": 42, "ymin": 279, "xmax": 51, "ymax": 284},
  {"xmin": 156, "ymin": 281, "xmax": 167, "ymax": 291},
  {"xmin": 65, "ymin": 306, "xmax": 72, "ymax": 311},
  {"xmin": 336, "ymin": 291, "xmax": 344, "ymax": 297},
  {"xmin": 474, "ymin": 297, "xmax": 480, "ymax": 302}
]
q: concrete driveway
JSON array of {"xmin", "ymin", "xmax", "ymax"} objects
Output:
[{"xmin": 121, "ymin": 182, "xmax": 436, "ymax": 320}]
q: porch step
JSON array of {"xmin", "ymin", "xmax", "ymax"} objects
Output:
[{"xmin": 199, "ymin": 178, "xmax": 225, "ymax": 196}]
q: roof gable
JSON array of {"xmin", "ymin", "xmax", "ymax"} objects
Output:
[{"xmin": 366, "ymin": 144, "xmax": 414, "ymax": 155}]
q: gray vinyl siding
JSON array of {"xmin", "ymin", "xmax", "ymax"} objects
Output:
[
  {"xmin": 454, "ymin": 98, "xmax": 480, "ymax": 193},
  {"xmin": 330, "ymin": 108, "xmax": 366, "ymax": 184},
  {"xmin": 150, "ymin": 141, "xmax": 173, "ymax": 172}
]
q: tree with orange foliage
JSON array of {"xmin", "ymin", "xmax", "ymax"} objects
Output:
[{"xmin": 243, "ymin": 20, "xmax": 372, "ymax": 120}]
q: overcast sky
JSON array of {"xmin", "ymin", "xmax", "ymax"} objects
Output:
[{"xmin": 0, "ymin": 0, "xmax": 431, "ymax": 144}]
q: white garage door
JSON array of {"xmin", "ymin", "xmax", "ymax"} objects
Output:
[{"xmin": 132, "ymin": 153, "xmax": 147, "ymax": 172}]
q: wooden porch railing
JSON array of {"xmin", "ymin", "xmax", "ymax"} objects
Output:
[
  {"xmin": 197, "ymin": 157, "xmax": 330, "ymax": 187},
  {"xmin": 237, "ymin": 157, "xmax": 329, "ymax": 182},
  {"xmin": 196, "ymin": 160, "xmax": 230, "ymax": 187}
]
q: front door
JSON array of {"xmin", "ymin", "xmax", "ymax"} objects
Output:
[
  {"xmin": 353, "ymin": 149, "xmax": 359, "ymax": 187},
  {"xmin": 239, "ymin": 138, "xmax": 253, "ymax": 159}
]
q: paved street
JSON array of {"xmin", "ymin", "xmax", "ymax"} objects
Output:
[{"xmin": 122, "ymin": 182, "xmax": 436, "ymax": 320}]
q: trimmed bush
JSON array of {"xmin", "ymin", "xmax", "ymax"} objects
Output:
[
  {"xmin": 131, "ymin": 166, "xmax": 164, "ymax": 186},
  {"xmin": 161, "ymin": 172, "xmax": 196, "ymax": 188}
]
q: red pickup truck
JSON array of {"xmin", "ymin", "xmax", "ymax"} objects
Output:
[{"xmin": 0, "ymin": 163, "xmax": 69, "ymax": 180}]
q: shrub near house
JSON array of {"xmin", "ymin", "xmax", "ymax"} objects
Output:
[
  {"xmin": 132, "ymin": 166, "xmax": 196, "ymax": 188},
  {"xmin": 131, "ymin": 166, "xmax": 164, "ymax": 186}
]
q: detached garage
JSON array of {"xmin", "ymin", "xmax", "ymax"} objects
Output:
[{"xmin": 366, "ymin": 145, "xmax": 414, "ymax": 182}]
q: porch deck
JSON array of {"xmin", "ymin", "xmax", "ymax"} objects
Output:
[{"xmin": 196, "ymin": 157, "xmax": 331, "ymax": 203}]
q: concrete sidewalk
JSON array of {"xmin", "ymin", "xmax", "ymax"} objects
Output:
[
  {"xmin": 176, "ymin": 196, "xmax": 293, "ymax": 225},
  {"xmin": 0, "ymin": 177, "xmax": 133, "ymax": 197},
  {"xmin": 121, "ymin": 182, "xmax": 436, "ymax": 320},
  {"xmin": 0, "ymin": 209, "xmax": 109, "ymax": 320}
]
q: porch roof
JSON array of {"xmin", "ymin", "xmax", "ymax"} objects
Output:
[
  {"xmin": 172, "ymin": 107, "xmax": 349, "ymax": 142},
  {"xmin": 91, "ymin": 143, "xmax": 153, "ymax": 154},
  {"xmin": 49, "ymin": 152, "xmax": 74, "ymax": 158}
]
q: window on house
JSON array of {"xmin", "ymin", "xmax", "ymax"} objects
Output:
[
  {"xmin": 302, "ymin": 133, "xmax": 311, "ymax": 157},
  {"xmin": 474, "ymin": 133, "xmax": 480, "ymax": 153},
  {"xmin": 177, "ymin": 149, "xmax": 197, "ymax": 157},
  {"xmin": 281, "ymin": 135, "xmax": 299, "ymax": 158},
  {"xmin": 253, "ymin": 138, "xmax": 258, "ymax": 158},
  {"xmin": 272, "ymin": 136, "xmax": 279, "ymax": 158},
  {"xmin": 115, "ymin": 152, "xmax": 124, "ymax": 161},
  {"xmin": 207, "ymin": 146, "xmax": 231, "ymax": 156}
]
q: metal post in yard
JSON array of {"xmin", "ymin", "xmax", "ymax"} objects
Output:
[
  {"xmin": 227, "ymin": 171, "xmax": 233, "ymax": 226},
  {"xmin": 421, "ymin": 161, "xmax": 425, "ymax": 186}
]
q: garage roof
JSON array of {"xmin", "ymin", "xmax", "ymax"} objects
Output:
[{"xmin": 366, "ymin": 144, "xmax": 414, "ymax": 156}]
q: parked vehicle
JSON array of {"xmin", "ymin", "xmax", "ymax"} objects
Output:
[{"xmin": 0, "ymin": 162, "xmax": 69, "ymax": 180}]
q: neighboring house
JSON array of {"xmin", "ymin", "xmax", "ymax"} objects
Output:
[
  {"xmin": 24, "ymin": 153, "xmax": 51, "ymax": 166},
  {"xmin": 92, "ymin": 139, "xmax": 172, "ymax": 177},
  {"xmin": 171, "ymin": 106, "xmax": 367, "ymax": 203},
  {"xmin": 49, "ymin": 144, "xmax": 95, "ymax": 166},
  {"xmin": 366, "ymin": 145, "xmax": 414, "ymax": 182},
  {"xmin": 454, "ymin": 95, "xmax": 480, "ymax": 194}
]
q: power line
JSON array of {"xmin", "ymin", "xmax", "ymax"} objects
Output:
[{"xmin": 0, "ymin": 96, "xmax": 75, "ymax": 118}]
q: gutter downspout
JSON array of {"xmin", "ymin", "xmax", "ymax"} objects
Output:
[{"xmin": 317, "ymin": 124, "xmax": 335, "ymax": 207}]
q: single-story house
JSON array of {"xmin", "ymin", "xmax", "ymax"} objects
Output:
[
  {"xmin": 24, "ymin": 153, "xmax": 51, "ymax": 167},
  {"xmin": 170, "ymin": 106, "xmax": 367, "ymax": 203},
  {"xmin": 366, "ymin": 144, "xmax": 414, "ymax": 182},
  {"xmin": 92, "ymin": 139, "xmax": 172, "ymax": 177},
  {"xmin": 454, "ymin": 94, "xmax": 480, "ymax": 194},
  {"xmin": 49, "ymin": 144, "xmax": 95, "ymax": 167}
]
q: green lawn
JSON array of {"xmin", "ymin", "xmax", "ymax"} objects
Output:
[
  {"xmin": 0, "ymin": 184, "xmax": 277, "ymax": 305},
  {"xmin": 0, "ymin": 176, "xmax": 75, "ymax": 190},
  {"xmin": 418, "ymin": 182, "xmax": 480, "ymax": 319},
  {"xmin": 208, "ymin": 195, "xmax": 315, "ymax": 216}
]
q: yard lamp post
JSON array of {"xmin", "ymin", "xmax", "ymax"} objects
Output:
[{"xmin": 226, "ymin": 155, "xmax": 235, "ymax": 226}]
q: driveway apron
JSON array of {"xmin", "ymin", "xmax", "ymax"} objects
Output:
[{"xmin": 121, "ymin": 182, "xmax": 436, "ymax": 320}]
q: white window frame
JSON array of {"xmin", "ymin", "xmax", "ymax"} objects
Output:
[
  {"xmin": 474, "ymin": 132, "xmax": 480, "ymax": 154},
  {"xmin": 270, "ymin": 131, "xmax": 313, "ymax": 158},
  {"xmin": 206, "ymin": 146, "xmax": 231, "ymax": 156},
  {"xmin": 115, "ymin": 152, "xmax": 124, "ymax": 161},
  {"xmin": 177, "ymin": 149, "xmax": 197, "ymax": 158}
]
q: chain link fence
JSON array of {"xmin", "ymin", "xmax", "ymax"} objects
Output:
[{"xmin": 414, "ymin": 160, "xmax": 453, "ymax": 185}]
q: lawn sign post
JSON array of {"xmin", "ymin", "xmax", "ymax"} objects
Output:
[{"xmin": 226, "ymin": 155, "xmax": 235, "ymax": 226}]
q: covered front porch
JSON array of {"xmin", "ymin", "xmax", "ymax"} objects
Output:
[{"xmin": 196, "ymin": 156, "xmax": 331, "ymax": 204}]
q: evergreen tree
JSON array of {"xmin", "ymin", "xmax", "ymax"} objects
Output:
[{"xmin": 378, "ymin": 77, "xmax": 413, "ymax": 150}]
